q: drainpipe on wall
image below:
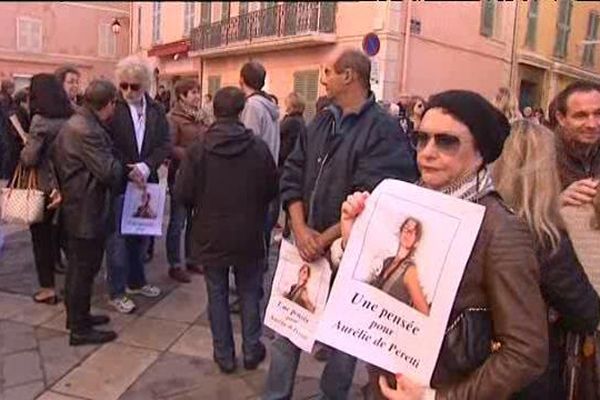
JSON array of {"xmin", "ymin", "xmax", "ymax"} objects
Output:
[
  {"xmin": 508, "ymin": 0, "xmax": 521, "ymax": 95},
  {"xmin": 400, "ymin": 0, "xmax": 412, "ymax": 94}
]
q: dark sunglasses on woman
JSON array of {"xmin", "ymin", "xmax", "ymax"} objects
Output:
[
  {"xmin": 411, "ymin": 130, "xmax": 462, "ymax": 154},
  {"xmin": 119, "ymin": 82, "xmax": 141, "ymax": 91}
]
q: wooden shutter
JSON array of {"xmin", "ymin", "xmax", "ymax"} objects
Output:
[
  {"xmin": 480, "ymin": 0, "xmax": 495, "ymax": 38},
  {"xmin": 293, "ymin": 70, "xmax": 319, "ymax": 121},
  {"xmin": 201, "ymin": 2, "xmax": 212, "ymax": 25},
  {"xmin": 525, "ymin": 1, "xmax": 539, "ymax": 49},
  {"xmin": 583, "ymin": 13, "xmax": 600, "ymax": 67},
  {"xmin": 554, "ymin": 0, "xmax": 573, "ymax": 58},
  {"xmin": 207, "ymin": 76, "xmax": 221, "ymax": 96}
]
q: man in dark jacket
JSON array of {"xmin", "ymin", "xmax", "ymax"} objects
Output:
[
  {"xmin": 53, "ymin": 79, "xmax": 123, "ymax": 346},
  {"xmin": 554, "ymin": 81, "xmax": 600, "ymax": 205},
  {"xmin": 264, "ymin": 49, "xmax": 419, "ymax": 400},
  {"xmin": 175, "ymin": 86, "xmax": 277, "ymax": 374},
  {"xmin": 105, "ymin": 57, "xmax": 171, "ymax": 314}
]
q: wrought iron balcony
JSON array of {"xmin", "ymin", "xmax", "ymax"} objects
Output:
[{"xmin": 191, "ymin": 2, "xmax": 336, "ymax": 52}]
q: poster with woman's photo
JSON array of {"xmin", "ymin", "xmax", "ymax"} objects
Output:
[
  {"xmin": 315, "ymin": 179, "xmax": 485, "ymax": 385},
  {"xmin": 121, "ymin": 182, "xmax": 167, "ymax": 236},
  {"xmin": 264, "ymin": 240, "xmax": 331, "ymax": 353}
]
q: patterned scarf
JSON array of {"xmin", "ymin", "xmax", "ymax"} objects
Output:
[{"xmin": 420, "ymin": 167, "xmax": 495, "ymax": 202}]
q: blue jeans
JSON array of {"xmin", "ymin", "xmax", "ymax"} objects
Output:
[
  {"xmin": 105, "ymin": 195, "xmax": 149, "ymax": 299},
  {"xmin": 165, "ymin": 194, "xmax": 192, "ymax": 269},
  {"xmin": 204, "ymin": 261, "xmax": 264, "ymax": 364},
  {"xmin": 263, "ymin": 335, "xmax": 357, "ymax": 400}
]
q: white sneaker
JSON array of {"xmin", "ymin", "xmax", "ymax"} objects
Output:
[
  {"xmin": 126, "ymin": 284, "xmax": 161, "ymax": 298},
  {"xmin": 109, "ymin": 295, "xmax": 136, "ymax": 314}
]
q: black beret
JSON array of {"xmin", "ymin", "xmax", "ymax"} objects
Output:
[{"xmin": 424, "ymin": 90, "xmax": 510, "ymax": 164}]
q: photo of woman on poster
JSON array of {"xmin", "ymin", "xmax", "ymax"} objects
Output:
[
  {"xmin": 369, "ymin": 217, "xmax": 430, "ymax": 316},
  {"xmin": 284, "ymin": 264, "xmax": 316, "ymax": 313},
  {"xmin": 133, "ymin": 190, "xmax": 157, "ymax": 219}
]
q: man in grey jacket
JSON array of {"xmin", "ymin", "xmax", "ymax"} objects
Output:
[{"xmin": 239, "ymin": 61, "xmax": 280, "ymax": 164}]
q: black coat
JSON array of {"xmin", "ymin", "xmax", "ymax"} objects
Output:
[
  {"xmin": 175, "ymin": 119, "xmax": 278, "ymax": 268},
  {"xmin": 108, "ymin": 94, "xmax": 171, "ymax": 193},
  {"xmin": 280, "ymin": 93, "xmax": 419, "ymax": 232},
  {"xmin": 516, "ymin": 233, "xmax": 600, "ymax": 399},
  {"xmin": 278, "ymin": 112, "xmax": 306, "ymax": 168},
  {"xmin": 52, "ymin": 107, "xmax": 123, "ymax": 239}
]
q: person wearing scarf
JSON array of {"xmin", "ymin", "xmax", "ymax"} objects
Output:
[{"xmin": 333, "ymin": 90, "xmax": 548, "ymax": 399}]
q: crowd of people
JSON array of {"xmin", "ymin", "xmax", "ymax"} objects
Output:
[{"xmin": 1, "ymin": 46, "xmax": 600, "ymax": 399}]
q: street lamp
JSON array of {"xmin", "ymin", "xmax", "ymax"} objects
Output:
[{"xmin": 111, "ymin": 18, "xmax": 122, "ymax": 35}]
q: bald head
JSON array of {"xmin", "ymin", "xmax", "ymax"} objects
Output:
[{"xmin": 333, "ymin": 49, "xmax": 371, "ymax": 92}]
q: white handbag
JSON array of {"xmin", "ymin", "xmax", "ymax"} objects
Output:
[{"xmin": 0, "ymin": 164, "xmax": 45, "ymax": 225}]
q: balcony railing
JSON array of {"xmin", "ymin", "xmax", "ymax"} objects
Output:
[{"xmin": 191, "ymin": 2, "xmax": 336, "ymax": 51}]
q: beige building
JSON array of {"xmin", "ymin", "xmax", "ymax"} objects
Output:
[
  {"xmin": 514, "ymin": 0, "xmax": 600, "ymax": 110},
  {"xmin": 133, "ymin": 1, "xmax": 600, "ymax": 118},
  {"xmin": 0, "ymin": 2, "xmax": 131, "ymax": 91}
]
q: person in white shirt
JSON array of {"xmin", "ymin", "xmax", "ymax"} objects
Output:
[{"xmin": 105, "ymin": 56, "xmax": 172, "ymax": 314}]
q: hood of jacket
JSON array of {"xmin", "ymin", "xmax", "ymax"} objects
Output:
[
  {"xmin": 248, "ymin": 92, "xmax": 280, "ymax": 122},
  {"xmin": 205, "ymin": 119, "xmax": 255, "ymax": 157}
]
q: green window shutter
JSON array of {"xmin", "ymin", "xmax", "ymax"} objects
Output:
[
  {"xmin": 583, "ymin": 13, "xmax": 600, "ymax": 67},
  {"xmin": 480, "ymin": 0, "xmax": 495, "ymax": 38},
  {"xmin": 221, "ymin": 2, "xmax": 230, "ymax": 21},
  {"xmin": 293, "ymin": 70, "xmax": 319, "ymax": 121},
  {"xmin": 554, "ymin": 0, "xmax": 573, "ymax": 58},
  {"xmin": 201, "ymin": 3, "xmax": 212, "ymax": 25},
  {"xmin": 207, "ymin": 76, "xmax": 221, "ymax": 96},
  {"xmin": 525, "ymin": 1, "xmax": 539, "ymax": 49}
]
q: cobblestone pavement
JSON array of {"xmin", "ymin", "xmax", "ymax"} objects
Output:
[{"xmin": 0, "ymin": 203, "xmax": 367, "ymax": 400}]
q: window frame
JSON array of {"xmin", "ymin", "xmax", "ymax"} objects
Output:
[
  {"xmin": 184, "ymin": 2, "xmax": 196, "ymax": 37},
  {"xmin": 583, "ymin": 12, "xmax": 600, "ymax": 67},
  {"xmin": 524, "ymin": 0, "xmax": 539, "ymax": 49},
  {"xmin": 553, "ymin": 0, "xmax": 573, "ymax": 59},
  {"xmin": 17, "ymin": 16, "xmax": 42, "ymax": 53},
  {"xmin": 98, "ymin": 23, "xmax": 117, "ymax": 58},
  {"xmin": 152, "ymin": 1, "xmax": 161, "ymax": 44}
]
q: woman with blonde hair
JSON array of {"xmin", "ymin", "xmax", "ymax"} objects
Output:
[
  {"xmin": 492, "ymin": 119, "xmax": 600, "ymax": 398},
  {"xmin": 493, "ymin": 87, "xmax": 522, "ymax": 123},
  {"xmin": 406, "ymin": 95, "xmax": 426, "ymax": 130}
]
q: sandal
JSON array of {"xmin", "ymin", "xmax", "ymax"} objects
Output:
[{"xmin": 33, "ymin": 291, "xmax": 60, "ymax": 305}]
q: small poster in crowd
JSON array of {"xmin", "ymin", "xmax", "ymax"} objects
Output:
[
  {"xmin": 121, "ymin": 182, "xmax": 167, "ymax": 236},
  {"xmin": 264, "ymin": 240, "xmax": 332, "ymax": 353},
  {"xmin": 315, "ymin": 179, "xmax": 485, "ymax": 385}
]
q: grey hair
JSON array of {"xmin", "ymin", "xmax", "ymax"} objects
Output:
[{"xmin": 115, "ymin": 56, "xmax": 152, "ymax": 90}]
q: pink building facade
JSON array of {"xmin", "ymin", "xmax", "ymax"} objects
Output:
[
  {"xmin": 0, "ymin": 2, "xmax": 131, "ymax": 91},
  {"xmin": 135, "ymin": 2, "xmax": 518, "ymax": 116}
]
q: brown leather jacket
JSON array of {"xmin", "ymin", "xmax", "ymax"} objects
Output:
[
  {"xmin": 167, "ymin": 101, "xmax": 208, "ymax": 185},
  {"xmin": 431, "ymin": 194, "xmax": 548, "ymax": 399}
]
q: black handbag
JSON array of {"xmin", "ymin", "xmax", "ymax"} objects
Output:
[{"xmin": 431, "ymin": 308, "xmax": 495, "ymax": 386}]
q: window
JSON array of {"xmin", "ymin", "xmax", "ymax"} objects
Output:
[
  {"xmin": 525, "ymin": 1, "xmax": 539, "ymax": 49},
  {"xmin": 207, "ymin": 75, "xmax": 221, "ymax": 96},
  {"xmin": 583, "ymin": 12, "xmax": 600, "ymax": 67},
  {"xmin": 152, "ymin": 2, "xmax": 161, "ymax": 43},
  {"xmin": 480, "ymin": 0, "xmax": 496, "ymax": 37},
  {"xmin": 293, "ymin": 70, "xmax": 319, "ymax": 120},
  {"xmin": 554, "ymin": 0, "xmax": 573, "ymax": 58},
  {"xmin": 221, "ymin": 2, "xmax": 230, "ymax": 21},
  {"xmin": 201, "ymin": 3, "xmax": 212, "ymax": 25},
  {"xmin": 137, "ymin": 6, "xmax": 142, "ymax": 50},
  {"xmin": 17, "ymin": 17, "xmax": 42, "ymax": 52},
  {"xmin": 98, "ymin": 23, "xmax": 117, "ymax": 57},
  {"xmin": 184, "ymin": 2, "xmax": 195, "ymax": 36}
]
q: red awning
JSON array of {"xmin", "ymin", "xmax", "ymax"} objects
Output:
[{"xmin": 148, "ymin": 39, "xmax": 190, "ymax": 58}]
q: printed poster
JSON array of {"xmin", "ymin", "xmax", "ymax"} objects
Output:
[
  {"xmin": 265, "ymin": 240, "xmax": 332, "ymax": 353},
  {"xmin": 315, "ymin": 179, "xmax": 485, "ymax": 385},
  {"xmin": 121, "ymin": 182, "xmax": 167, "ymax": 236}
]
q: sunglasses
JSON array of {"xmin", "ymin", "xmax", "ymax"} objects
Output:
[
  {"xmin": 119, "ymin": 82, "xmax": 141, "ymax": 91},
  {"xmin": 411, "ymin": 131, "xmax": 462, "ymax": 154}
]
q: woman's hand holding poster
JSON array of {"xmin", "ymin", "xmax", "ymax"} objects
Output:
[
  {"xmin": 264, "ymin": 240, "xmax": 332, "ymax": 353},
  {"xmin": 315, "ymin": 179, "xmax": 485, "ymax": 385}
]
